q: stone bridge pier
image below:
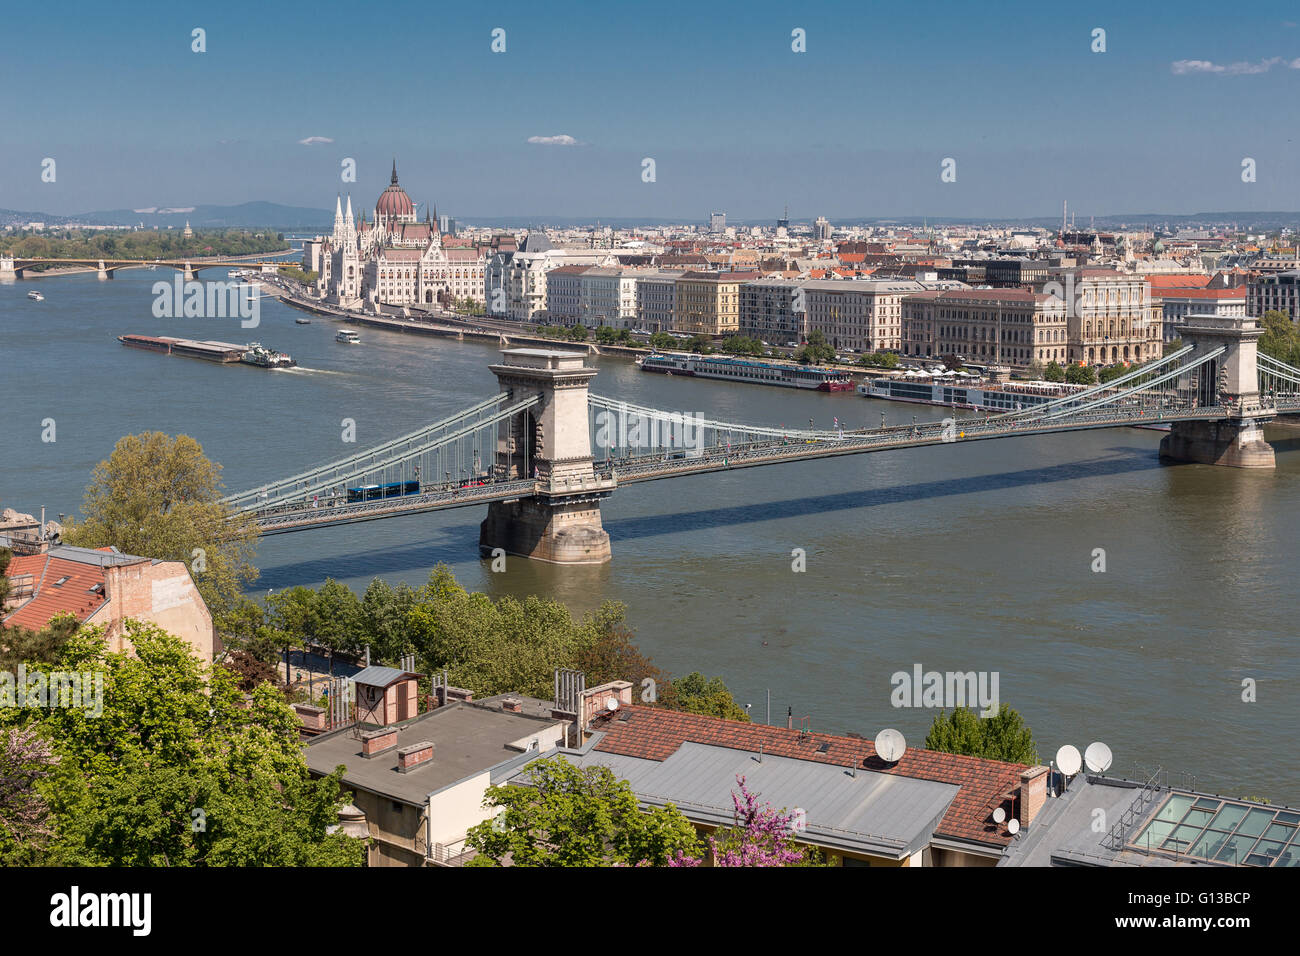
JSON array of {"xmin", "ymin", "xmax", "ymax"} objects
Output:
[
  {"xmin": 479, "ymin": 349, "xmax": 614, "ymax": 564},
  {"xmin": 0, "ymin": 254, "xmax": 18, "ymax": 279},
  {"xmin": 1159, "ymin": 314, "xmax": 1275, "ymax": 468}
]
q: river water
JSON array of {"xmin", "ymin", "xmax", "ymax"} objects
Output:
[{"xmin": 3, "ymin": 269, "xmax": 1298, "ymax": 804}]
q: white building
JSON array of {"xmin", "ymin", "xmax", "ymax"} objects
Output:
[{"xmin": 312, "ymin": 161, "xmax": 488, "ymax": 309}]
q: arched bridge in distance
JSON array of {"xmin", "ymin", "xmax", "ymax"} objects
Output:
[
  {"xmin": 0, "ymin": 253, "xmax": 296, "ymax": 281},
  {"xmin": 222, "ymin": 315, "xmax": 1300, "ymax": 565}
]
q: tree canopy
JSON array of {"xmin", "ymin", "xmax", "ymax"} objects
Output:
[
  {"xmin": 0, "ymin": 622, "xmax": 363, "ymax": 866},
  {"xmin": 464, "ymin": 757, "xmax": 702, "ymax": 866},
  {"xmin": 62, "ymin": 432, "xmax": 259, "ymax": 626},
  {"xmin": 923, "ymin": 704, "xmax": 1039, "ymax": 765}
]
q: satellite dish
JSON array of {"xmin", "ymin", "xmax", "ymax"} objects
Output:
[
  {"xmin": 1056, "ymin": 744, "xmax": 1082, "ymax": 777},
  {"xmin": 1084, "ymin": 741, "xmax": 1113, "ymax": 774},
  {"xmin": 992, "ymin": 807, "xmax": 1006, "ymax": 824},
  {"xmin": 605, "ymin": 697, "xmax": 619, "ymax": 712},
  {"xmin": 874, "ymin": 728, "xmax": 907, "ymax": 763},
  {"xmin": 1007, "ymin": 818, "xmax": 1020, "ymax": 835}
]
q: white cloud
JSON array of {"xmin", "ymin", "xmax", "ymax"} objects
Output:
[
  {"xmin": 1170, "ymin": 56, "xmax": 1297, "ymax": 75},
  {"xmin": 298, "ymin": 136, "xmax": 335, "ymax": 146},
  {"xmin": 527, "ymin": 134, "xmax": 582, "ymax": 146}
]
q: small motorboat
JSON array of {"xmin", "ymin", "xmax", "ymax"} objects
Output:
[
  {"xmin": 27, "ymin": 291, "xmax": 44, "ymax": 301},
  {"xmin": 295, "ymin": 317, "xmax": 311, "ymax": 325}
]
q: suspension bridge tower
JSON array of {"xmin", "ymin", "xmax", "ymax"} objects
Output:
[
  {"xmin": 479, "ymin": 349, "xmax": 614, "ymax": 564},
  {"xmin": 1159, "ymin": 314, "xmax": 1275, "ymax": 468}
]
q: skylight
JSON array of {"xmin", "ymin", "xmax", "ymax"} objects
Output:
[{"xmin": 1132, "ymin": 793, "xmax": 1300, "ymax": 866}]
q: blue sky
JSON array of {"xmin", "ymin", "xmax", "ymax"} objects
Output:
[{"xmin": 3, "ymin": 0, "xmax": 1300, "ymax": 221}]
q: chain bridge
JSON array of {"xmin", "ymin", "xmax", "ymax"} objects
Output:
[{"xmin": 224, "ymin": 315, "xmax": 1300, "ymax": 564}]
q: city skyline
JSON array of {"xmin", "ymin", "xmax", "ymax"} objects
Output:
[{"xmin": 6, "ymin": 0, "xmax": 1300, "ymax": 219}]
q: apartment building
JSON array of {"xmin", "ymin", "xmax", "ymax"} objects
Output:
[
  {"xmin": 634, "ymin": 272, "xmax": 678, "ymax": 332},
  {"xmin": 1248, "ymin": 269, "xmax": 1300, "ymax": 321},
  {"xmin": 802, "ymin": 279, "xmax": 969, "ymax": 353},
  {"xmin": 902, "ymin": 288, "xmax": 1069, "ymax": 369},
  {"xmin": 738, "ymin": 278, "xmax": 808, "ymax": 344},
  {"xmin": 1160, "ymin": 287, "xmax": 1247, "ymax": 342},
  {"xmin": 543, "ymin": 265, "xmax": 587, "ymax": 324},
  {"xmin": 578, "ymin": 266, "xmax": 637, "ymax": 329},
  {"xmin": 1045, "ymin": 270, "xmax": 1163, "ymax": 366},
  {"xmin": 673, "ymin": 271, "xmax": 758, "ymax": 335}
]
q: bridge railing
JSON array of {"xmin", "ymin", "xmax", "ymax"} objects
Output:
[{"xmin": 226, "ymin": 394, "xmax": 538, "ymax": 513}]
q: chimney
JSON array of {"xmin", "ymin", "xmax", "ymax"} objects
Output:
[
  {"xmin": 397, "ymin": 741, "xmax": 434, "ymax": 773},
  {"xmin": 1019, "ymin": 765, "xmax": 1049, "ymax": 828},
  {"xmin": 360, "ymin": 727, "xmax": 398, "ymax": 757},
  {"xmin": 501, "ymin": 697, "xmax": 522, "ymax": 713}
]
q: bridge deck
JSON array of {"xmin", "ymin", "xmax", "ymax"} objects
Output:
[{"xmin": 245, "ymin": 400, "xmax": 1300, "ymax": 534}]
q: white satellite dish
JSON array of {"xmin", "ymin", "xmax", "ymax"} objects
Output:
[
  {"xmin": 1084, "ymin": 741, "xmax": 1113, "ymax": 774},
  {"xmin": 1007, "ymin": 818, "xmax": 1020, "ymax": 835},
  {"xmin": 874, "ymin": 728, "xmax": 907, "ymax": 763},
  {"xmin": 1056, "ymin": 744, "xmax": 1082, "ymax": 777},
  {"xmin": 605, "ymin": 697, "xmax": 619, "ymax": 712},
  {"xmin": 992, "ymin": 807, "xmax": 1006, "ymax": 824}
]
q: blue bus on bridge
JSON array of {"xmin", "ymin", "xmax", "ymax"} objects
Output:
[{"xmin": 346, "ymin": 480, "xmax": 420, "ymax": 503}]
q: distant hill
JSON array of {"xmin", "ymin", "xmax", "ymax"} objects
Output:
[
  {"xmin": 4, "ymin": 203, "xmax": 1300, "ymax": 233},
  {"xmin": 0, "ymin": 202, "xmax": 332, "ymax": 231},
  {"xmin": 79, "ymin": 202, "xmax": 332, "ymax": 230}
]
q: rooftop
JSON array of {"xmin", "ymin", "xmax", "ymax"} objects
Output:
[
  {"xmin": 577, "ymin": 705, "xmax": 1028, "ymax": 849},
  {"xmin": 302, "ymin": 701, "xmax": 565, "ymax": 805}
]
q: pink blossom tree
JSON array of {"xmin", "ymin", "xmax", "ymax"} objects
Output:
[{"xmin": 669, "ymin": 774, "xmax": 815, "ymax": 867}]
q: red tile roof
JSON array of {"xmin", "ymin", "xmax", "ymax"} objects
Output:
[
  {"xmin": 590, "ymin": 706, "xmax": 1026, "ymax": 847},
  {"xmin": 3, "ymin": 553, "xmax": 110, "ymax": 629},
  {"xmin": 1145, "ymin": 274, "xmax": 1211, "ymax": 290}
]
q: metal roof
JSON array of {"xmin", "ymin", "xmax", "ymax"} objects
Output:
[
  {"xmin": 516, "ymin": 741, "xmax": 959, "ymax": 859},
  {"xmin": 350, "ymin": 665, "xmax": 418, "ymax": 688}
]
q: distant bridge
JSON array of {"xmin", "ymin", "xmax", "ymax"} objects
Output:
[
  {"xmin": 224, "ymin": 315, "xmax": 1299, "ymax": 563},
  {"xmin": 0, "ymin": 253, "xmax": 299, "ymax": 281}
]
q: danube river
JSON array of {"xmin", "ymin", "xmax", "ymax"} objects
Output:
[{"xmin": 4, "ymin": 270, "xmax": 1299, "ymax": 804}]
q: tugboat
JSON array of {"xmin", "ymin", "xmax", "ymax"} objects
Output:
[
  {"xmin": 27, "ymin": 291, "xmax": 44, "ymax": 301},
  {"xmin": 240, "ymin": 342, "xmax": 296, "ymax": 368}
]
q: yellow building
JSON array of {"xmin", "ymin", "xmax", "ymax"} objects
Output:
[{"xmin": 672, "ymin": 271, "xmax": 758, "ymax": 336}]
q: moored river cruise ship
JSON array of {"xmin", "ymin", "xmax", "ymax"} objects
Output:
[
  {"xmin": 637, "ymin": 353, "xmax": 854, "ymax": 391},
  {"xmin": 859, "ymin": 376, "xmax": 1088, "ymax": 412}
]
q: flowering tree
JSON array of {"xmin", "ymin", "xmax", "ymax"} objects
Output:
[{"xmin": 670, "ymin": 775, "xmax": 815, "ymax": 867}]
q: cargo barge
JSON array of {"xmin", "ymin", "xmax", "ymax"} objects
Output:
[{"xmin": 118, "ymin": 335, "xmax": 295, "ymax": 369}]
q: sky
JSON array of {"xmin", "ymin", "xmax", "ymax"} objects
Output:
[{"xmin": 2, "ymin": 0, "xmax": 1300, "ymax": 222}]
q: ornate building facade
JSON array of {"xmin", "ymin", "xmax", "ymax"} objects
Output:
[{"xmin": 309, "ymin": 161, "xmax": 487, "ymax": 309}]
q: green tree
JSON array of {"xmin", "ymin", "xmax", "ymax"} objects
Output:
[
  {"xmin": 61, "ymin": 433, "xmax": 258, "ymax": 626},
  {"xmin": 1043, "ymin": 360, "xmax": 1066, "ymax": 383},
  {"xmin": 1065, "ymin": 363, "xmax": 1097, "ymax": 385},
  {"xmin": 662, "ymin": 672, "xmax": 751, "ymax": 721},
  {"xmin": 464, "ymin": 757, "xmax": 702, "ymax": 866},
  {"xmin": 923, "ymin": 704, "xmax": 1038, "ymax": 764},
  {"xmin": 406, "ymin": 566, "xmax": 598, "ymax": 699},
  {"xmin": 720, "ymin": 335, "xmax": 764, "ymax": 356},
  {"xmin": 648, "ymin": 332, "xmax": 675, "ymax": 350},
  {"xmin": 359, "ymin": 578, "xmax": 417, "ymax": 664},
  {"xmin": 795, "ymin": 330, "xmax": 835, "ymax": 364},
  {"xmin": 1258, "ymin": 309, "xmax": 1300, "ymax": 365},
  {"xmin": 4, "ymin": 622, "xmax": 363, "ymax": 866}
]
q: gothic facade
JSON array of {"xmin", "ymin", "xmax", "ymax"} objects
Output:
[{"xmin": 312, "ymin": 161, "xmax": 486, "ymax": 309}]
